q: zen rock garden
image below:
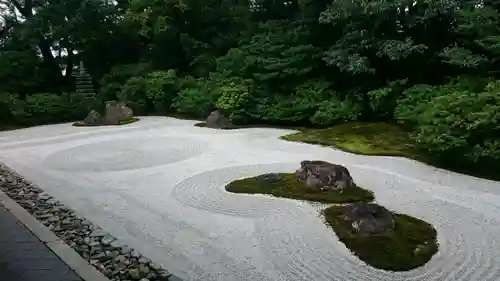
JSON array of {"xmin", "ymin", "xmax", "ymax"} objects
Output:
[
  {"xmin": 74, "ymin": 100, "xmax": 139, "ymax": 127},
  {"xmin": 225, "ymin": 160, "xmax": 439, "ymax": 271}
]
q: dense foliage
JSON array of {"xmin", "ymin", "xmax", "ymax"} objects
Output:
[{"xmin": 1, "ymin": 0, "xmax": 499, "ymax": 178}]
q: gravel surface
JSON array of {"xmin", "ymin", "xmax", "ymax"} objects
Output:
[{"xmin": 0, "ymin": 116, "xmax": 499, "ymax": 281}]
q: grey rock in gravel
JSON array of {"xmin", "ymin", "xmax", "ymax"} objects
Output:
[
  {"xmin": 38, "ymin": 193, "xmax": 52, "ymax": 200},
  {"xmin": 48, "ymin": 216, "xmax": 59, "ymax": 223},
  {"xmin": 139, "ymin": 279, "xmax": 150, "ymax": 281},
  {"xmin": 110, "ymin": 240, "xmax": 125, "ymax": 248},
  {"xmin": 93, "ymin": 252, "xmax": 110, "ymax": 261},
  {"xmin": 138, "ymin": 256, "xmax": 150, "ymax": 264},
  {"xmin": 131, "ymin": 249, "xmax": 141, "ymax": 258},
  {"xmin": 149, "ymin": 262, "xmax": 161, "ymax": 270},
  {"xmin": 128, "ymin": 268, "xmax": 141, "ymax": 280},
  {"xmin": 83, "ymin": 237, "xmax": 91, "ymax": 245},
  {"xmin": 91, "ymin": 229, "xmax": 107, "ymax": 237},
  {"xmin": 114, "ymin": 255, "xmax": 127, "ymax": 263},
  {"xmin": 101, "ymin": 234, "xmax": 116, "ymax": 245},
  {"xmin": 107, "ymin": 250, "xmax": 120, "ymax": 258},
  {"xmin": 157, "ymin": 269, "xmax": 172, "ymax": 280},
  {"xmin": 121, "ymin": 246, "xmax": 133, "ymax": 255},
  {"xmin": 61, "ymin": 219, "xmax": 73, "ymax": 226},
  {"xmin": 82, "ymin": 219, "xmax": 92, "ymax": 226},
  {"xmin": 138, "ymin": 264, "xmax": 150, "ymax": 276},
  {"xmin": 46, "ymin": 198, "xmax": 59, "ymax": 205},
  {"xmin": 89, "ymin": 240, "xmax": 100, "ymax": 247}
]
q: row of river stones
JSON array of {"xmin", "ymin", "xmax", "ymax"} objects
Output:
[
  {"xmin": 260, "ymin": 160, "xmax": 395, "ymax": 235},
  {"xmin": 84, "ymin": 100, "xmax": 134, "ymax": 126},
  {"xmin": 0, "ymin": 165, "xmax": 175, "ymax": 281}
]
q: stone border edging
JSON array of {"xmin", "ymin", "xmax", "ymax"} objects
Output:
[
  {"xmin": 0, "ymin": 189, "xmax": 110, "ymax": 281},
  {"xmin": 0, "ymin": 164, "xmax": 177, "ymax": 281}
]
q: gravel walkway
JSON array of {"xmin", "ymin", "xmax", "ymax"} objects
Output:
[{"xmin": 0, "ymin": 116, "xmax": 499, "ymax": 281}]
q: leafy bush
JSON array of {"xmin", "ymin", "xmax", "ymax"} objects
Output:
[
  {"xmin": 99, "ymin": 63, "xmax": 152, "ymax": 102},
  {"xmin": 215, "ymin": 80, "xmax": 252, "ymax": 123},
  {"xmin": 173, "ymin": 80, "xmax": 214, "ymax": 117},
  {"xmin": 5, "ymin": 93, "xmax": 91, "ymax": 126},
  {"xmin": 411, "ymin": 81, "xmax": 500, "ymax": 166},
  {"xmin": 367, "ymin": 79, "xmax": 408, "ymax": 120},
  {"xmin": 144, "ymin": 70, "xmax": 179, "ymax": 113},
  {"xmin": 258, "ymin": 80, "xmax": 336, "ymax": 125},
  {"xmin": 310, "ymin": 98, "xmax": 362, "ymax": 126},
  {"xmin": 394, "ymin": 84, "xmax": 443, "ymax": 126},
  {"xmin": 117, "ymin": 76, "xmax": 149, "ymax": 114}
]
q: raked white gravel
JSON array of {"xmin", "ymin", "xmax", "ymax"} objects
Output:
[{"xmin": 0, "ymin": 116, "xmax": 499, "ymax": 281}]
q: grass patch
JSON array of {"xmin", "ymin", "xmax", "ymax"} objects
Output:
[
  {"xmin": 281, "ymin": 122, "xmax": 416, "ymax": 157},
  {"xmin": 73, "ymin": 118, "xmax": 140, "ymax": 127},
  {"xmin": 324, "ymin": 205, "xmax": 438, "ymax": 271},
  {"xmin": 225, "ymin": 173, "xmax": 374, "ymax": 203}
]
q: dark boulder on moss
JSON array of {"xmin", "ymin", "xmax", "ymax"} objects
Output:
[
  {"xmin": 295, "ymin": 160, "xmax": 355, "ymax": 192},
  {"xmin": 339, "ymin": 202, "xmax": 395, "ymax": 235},
  {"xmin": 205, "ymin": 110, "xmax": 234, "ymax": 129}
]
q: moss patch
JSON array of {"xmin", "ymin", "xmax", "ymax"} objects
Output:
[
  {"xmin": 73, "ymin": 118, "xmax": 140, "ymax": 127},
  {"xmin": 225, "ymin": 173, "xmax": 374, "ymax": 203},
  {"xmin": 281, "ymin": 122, "xmax": 417, "ymax": 157},
  {"xmin": 324, "ymin": 205, "xmax": 438, "ymax": 271}
]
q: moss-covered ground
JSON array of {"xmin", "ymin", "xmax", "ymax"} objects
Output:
[
  {"xmin": 324, "ymin": 206, "xmax": 438, "ymax": 271},
  {"xmin": 225, "ymin": 173, "xmax": 374, "ymax": 203}
]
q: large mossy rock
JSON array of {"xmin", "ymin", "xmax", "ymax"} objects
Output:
[
  {"xmin": 295, "ymin": 160, "xmax": 356, "ymax": 192},
  {"xmin": 83, "ymin": 109, "xmax": 101, "ymax": 125},
  {"xmin": 104, "ymin": 100, "xmax": 134, "ymax": 125},
  {"xmin": 325, "ymin": 205, "xmax": 438, "ymax": 271},
  {"xmin": 339, "ymin": 202, "xmax": 395, "ymax": 235},
  {"xmin": 205, "ymin": 109, "xmax": 234, "ymax": 129}
]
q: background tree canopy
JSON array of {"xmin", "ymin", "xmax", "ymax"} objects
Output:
[{"xmin": 1, "ymin": 0, "xmax": 499, "ymax": 178}]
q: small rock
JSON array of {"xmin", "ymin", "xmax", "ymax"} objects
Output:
[
  {"xmin": 107, "ymin": 250, "xmax": 120, "ymax": 258},
  {"xmin": 157, "ymin": 268, "xmax": 172, "ymax": 280},
  {"xmin": 82, "ymin": 219, "xmax": 92, "ymax": 226},
  {"xmin": 110, "ymin": 240, "xmax": 125, "ymax": 249},
  {"xmin": 149, "ymin": 262, "xmax": 161, "ymax": 270},
  {"xmin": 128, "ymin": 268, "xmax": 141, "ymax": 279},
  {"xmin": 138, "ymin": 264, "xmax": 149, "ymax": 276},
  {"xmin": 138, "ymin": 256, "xmax": 150, "ymax": 264},
  {"xmin": 92, "ymin": 252, "xmax": 108, "ymax": 261},
  {"xmin": 121, "ymin": 246, "xmax": 133, "ymax": 255},
  {"xmin": 131, "ymin": 249, "xmax": 141, "ymax": 258},
  {"xmin": 91, "ymin": 229, "xmax": 107, "ymax": 237},
  {"xmin": 84, "ymin": 237, "xmax": 91, "ymax": 245},
  {"xmin": 101, "ymin": 235, "xmax": 116, "ymax": 245},
  {"xmin": 114, "ymin": 255, "xmax": 127, "ymax": 263},
  {"xmin": 47, "ymin": 216, "xmax": 59, "ymax": 223},
  {"xmin": 139, "ymin": 278, "xmax": 150, "ymax": 281}
]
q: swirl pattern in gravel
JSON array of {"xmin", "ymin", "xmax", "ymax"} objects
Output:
[
  {"xmin": 42, "ymin": 137, "xmax": 207, "ymax": 172},
  {"xmin": 171, "ymin": 163, "xmax": 302, "ymax": 218},
  {"xmin": 172, "ymin": 163, "xmax": 500, "ymax": 281}
]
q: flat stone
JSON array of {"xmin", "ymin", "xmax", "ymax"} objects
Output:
[
  {"xmin": 101, "ymin": 234, "xmax": 117, "ymax": 245},
  {"xmin": 138, "ymin": 264, "xmax": 150, "ymax": 276},
  {"xmin": 91, "ymin": 229, "xmax": 108, "ymax": 237},
  {"xmin": 138, "ymin": 256, "xmax": 150, "ymax": 264},
  {"xmin": 128, "ymin": 268, "xmax": 141, "ymax": 279}
]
